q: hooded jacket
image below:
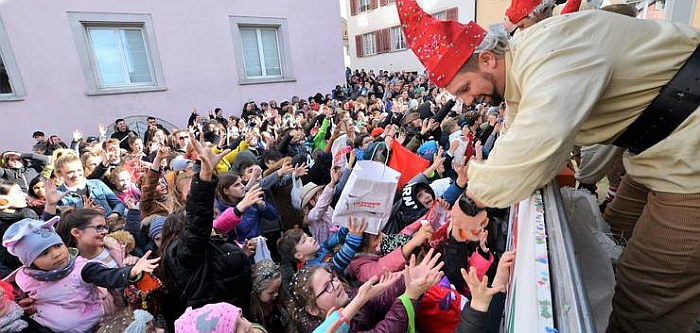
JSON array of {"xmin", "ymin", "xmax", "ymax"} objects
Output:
[{"xmin": 383, "ymin": 182, "xmax": 435, "ymax": 235}]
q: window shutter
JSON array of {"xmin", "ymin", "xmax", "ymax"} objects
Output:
[
  {"xmin": 446, "ymin": 7, "xmax": 458, "ymax": 21},
  {"xmin": 350, "ymin": 0, "xmax": 358, "ymax": 16},
  {"xmin": 382, "ymin": 28, "xmax": 391, "ymax": 52},
  {"xmin": 371, "ymin": 0, "xmax": 379, "ymax": 10},
  {"xmin": 355, "ymin": 35, "xmax": 363, "ymax": 57}
]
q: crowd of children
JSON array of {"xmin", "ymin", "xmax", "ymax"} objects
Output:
[{"xmin": 0, "ymin": 68, "xmax": 516, "ymax": 332}]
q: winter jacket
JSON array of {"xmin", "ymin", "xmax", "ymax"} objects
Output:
[
  {"xmin": 58, "ymin": 179, "xmax": 125, "ymax": 217},
  {"xmin": 301, "ymin": 278, "xmax": 417, "ymax": 333},
  {"xmin": 455, "ymin": 293, "xmax": 506, "ymax": 333},
  {"xmin": 16, "ymin": 254, "xmax": 137, "ymax": 333},
  {"xmin": 348, "ymin": 246, "xmax": 407, "ymax": 284},
  {"xmin": 443, "ymin": 232, "xmax": 494, "ymax": 297},
  {"xmin": 308, "ymin": 184, "xmax": 336, "ymax": 245},
  {"xmin": 139, "ymin": 169, "xmax": 172, "ymax": 219},
  {"xmin": 163, "ymin": 174, "xmax": 252, "ymax": 322},
  {"xmin": 0, "ymin": 153, "xmax": 48, "ymax": 192}
]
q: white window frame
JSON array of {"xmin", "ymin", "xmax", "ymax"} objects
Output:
[
  {"xmin": 0, "ymin": 17, "xmax": 25, "ymax": 101},
  {"xmin": 359, "ymin": 0, "xmax": 372, "ymax": 12},
  {"xmin": 362, "ymin": 33, "xmax": 376, "ymax": 56},
  {"xmin": 390, "ymin": 26, "xmax": 406, "ymax": 51},
  {"xmin": 68, "ymin": 12, "xmax": 166, "ymax": 96},
  {"xmin": 230, "ymin": 16, "xmax": 295, "ymax": 85},
  {"xmin": 239, "ymin": 27, "xmax": 282, "ymax": 79}
]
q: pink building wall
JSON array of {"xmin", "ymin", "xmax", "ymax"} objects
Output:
[{"xmin": 0, "ymin": 0, "xmax": 345, "ymax": 151}]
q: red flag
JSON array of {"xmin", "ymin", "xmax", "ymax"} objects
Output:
[
  {"xmin": 388, "ymin": 141, "xmax": 430, "ymax": 189},
  {"xmin": 561, "ymin": 0, "xmax": 582, "ymax": 14}
]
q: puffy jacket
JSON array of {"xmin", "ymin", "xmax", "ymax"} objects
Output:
[
  {"xmin": 0, "ymin": 153, "xmax": 48, "ymax": 192},
  {"xmin": 163, "ymin": 174, "xmax": 252, "ymax": 321}
]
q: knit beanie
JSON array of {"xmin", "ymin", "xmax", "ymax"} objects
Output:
[
  {"xmin": 170, "ymin": 158, "xmax": 193, "ymax": 172},
  {"xmin": 2, "ymin": 216, "xmax": 63, "ymax": 267},
  {"xmin": 175, "ymin": 303, "xmax": 242, "ymax": 333},
  {"xmin": 149, "ymin": 216, "xmax": 166, "ymax": 239},
  {"xmin": 231, "ymin": 150, "xmax": 258, "ymax": 173}
]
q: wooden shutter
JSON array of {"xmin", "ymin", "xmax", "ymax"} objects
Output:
[
  {"xmin": 350, "ymin": 0, "xmax": 358, "ymax": 16},
  {"xmin": 371, "ymin": 0, "xmax": 379, "ymax": 10},
  {"xmin": 446, "ymin": 7, "xmax": 458, "ymax": 20},
  {"xmin": 382, "ymin": 28, "xmax": 391, "ymax": 52},
  {"xmin": 355, "ymin": 35, "xmax": 363, "ymax": 57}
]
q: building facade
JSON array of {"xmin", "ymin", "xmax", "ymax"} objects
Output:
[
  {"xmin": 346, "ymin": 0, "xmax": 476, "ymax": 73},
  {"xmin": 0, "ymin": 0, "xmax": 345, "ymax": 151}
]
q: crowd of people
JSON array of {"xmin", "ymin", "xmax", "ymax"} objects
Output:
[
  {"xmin": 0, "ymin": 61, "xmax": 516, "ymax": 333},
  {"xmin": 2, "ymin": 0, "xmax": 700, "ymax": 332}
]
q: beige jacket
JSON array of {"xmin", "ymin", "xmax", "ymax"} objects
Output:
[{"xmin": 468, "ymin": 11, "xmax": 700, "ymax": 207}]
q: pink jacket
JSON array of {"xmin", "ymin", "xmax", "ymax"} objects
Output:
[
  {"xmin": 308, "ymin": 185, "xmax": 337, "ymax": 245},
  {"xmin": 213, "ymin": 207, "xmax": 244, "ymax": 234},
  {"xmin": 348, "ymin": 247, "xmax": 407, "ymax": 283},
  {"xmin": 16, "ymin": 257, "xmax": 103, "ymax": 333}
]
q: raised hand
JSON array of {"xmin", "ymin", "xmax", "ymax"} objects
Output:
[
  {"xmin": 241, "ymin": 238, "xmax": 259, "ymax": 257},
  {"xmin": 347, "ymin": 149, "xmax": 356, "ymax": 169},
  {"xmin": 347, "ymin": 217, "xmax": 368, "ymax": 236},
  {"xmin": 276, "ymin": 161, "xmax": 294, "ymax": 177},
  {"xmin": 329, "ymin": 166, "xmax": 342, "ymax": 186},
  {"xmin": 43, "ymin": 180, "xmax": 67, "ymax": 206},
  {"xmin": 190, "ymin": 133, "xmax": 230, "ymax": 181},
  {"xmin": 129, "ymin": 250, "xmax": 161, "ymax": 279},
  {"xmin": 293, "ymin": 163, "xmax": 309, "ymax": 178},
  {"xmin": 98, "ymin": 124, "xmax": 107, "ymax": 137},
  {"xmin": 479, "ymin": 229, "xmax": 489, "ymax": 253},
  {"xmin": 237, "ymin": 184, "xmax": 264, "ymax": 212},
  {"xmin": 72, "ymin": 129, "xmax": 83, "ymax": 142},
  {"xmin": 475, "ymin": 140, "xmax": 483, "ymax": 162},
  {"xmin": 461, "ymin": 266, "xmax": 505, "ymax": 312},
  {"xmin": 413, "ymin": 224, "xmax": 434, "ymax": 244},
  {"xmin": 82, "ymin": 196, "xmax": 106, "ymax": 215},
  {"xmin": 357, "ymin": 270, "xmax": 402, "ymax": 301},
  {"xmin": 404, "ymin": 248, "xmax": 444, "ymax": 300},
  {"xmin": 492, "ymin": 250, "xmax": 515, "ymax": 290},
  {"xmin": 455, "ymin": 156, "xmax": 470, "ymax": 188},
  {"xmin": 396, "ymin": 132, "xmax": 406, "ymax": 146}
]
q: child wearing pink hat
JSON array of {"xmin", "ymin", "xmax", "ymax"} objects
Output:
[
  {"xmin": 1, "ymin": 216, "xmax": 160, "ymax": 333},
  {"xmin": 175, "ymin": 303, "xmax": 253, "ymax": 333}
]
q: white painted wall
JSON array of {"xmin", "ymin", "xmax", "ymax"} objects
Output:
[{"xmin": 0, "ymin": 0, "xmax": 345, "ymax": 151}]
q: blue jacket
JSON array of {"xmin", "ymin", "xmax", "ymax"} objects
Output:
[{"xmin": 58, "ymin": 179, "xmax": 125, "ymax": 217}]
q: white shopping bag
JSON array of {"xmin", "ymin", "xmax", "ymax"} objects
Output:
[
  {"xmin": 253, "ymin": 236, "xmax": 272, "ymax": 264},
  {"xmin": 333, "ymin": 160, "xmax": 400, "ymax": 234},
  {"xmin": 291, "ymin": 175, "xmax": 304, "ymax": 210}
]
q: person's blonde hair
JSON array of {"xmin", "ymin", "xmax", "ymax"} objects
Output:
[{"xmin": 54, "ymin": 150, "xmax": 81, "ymax": 174}]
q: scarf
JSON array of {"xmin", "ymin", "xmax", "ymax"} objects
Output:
[{"xmin": 23, "ymin": 248, "xmax": 78, "ymax": 282}]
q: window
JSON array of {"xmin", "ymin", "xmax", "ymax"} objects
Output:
[
  {"xmin": 360, "ymin": 0, "xmax": 372, "ymax": 12},
  {"xmin": 68, "ymin": 12, "xmax": 166, "ymax": 96},
  {"xmin": 86, "ymin": 27, "xmax": 153, "ymax": 87},
  {"xmin": 230, "ymin": 16, "xmax": 295, "ymax": 85},
  {"xmin": 435, "ymin": 11, "xmax": 448, "ymax": 20},
  {"xmin": 390, "ymin": 26, "xmax": 406, "ymax": 51},
  {"xmin": 240, "ymin": 28, "xmax": 282, "ymax": 78},
  {"xmin": 362, "ymin": 33, "xmax": 376, "ymax": 56},
  {"xmin": 0, "ymin": 17, "xmax": 25, "ymax": 101}
]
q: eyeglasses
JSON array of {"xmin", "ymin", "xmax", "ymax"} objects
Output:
[
  {"xmin": 178, "ymin": 136, "xmax": 189, "ymax": 140},
  {"xmin": 79, "ymin": 224, "xmax": 109, "ymax": 233},
  {"xmin": 314, "ymin": 269, "xmax": 339, "ymax": 300}
]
